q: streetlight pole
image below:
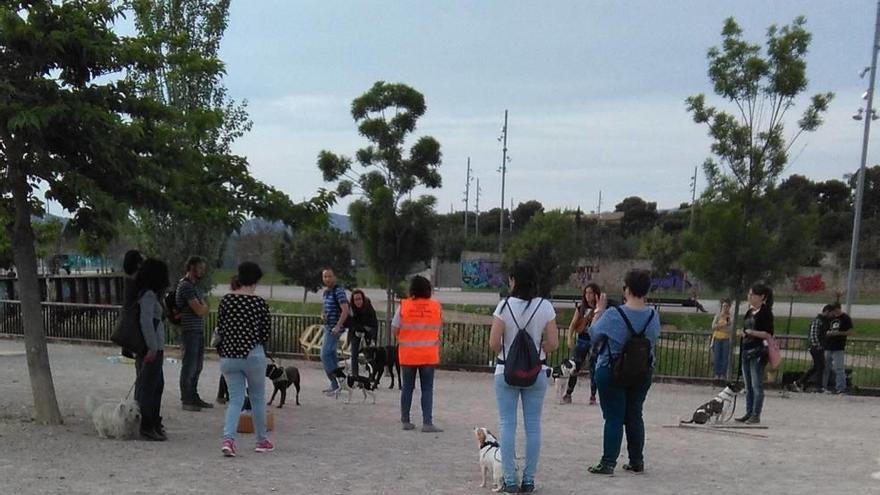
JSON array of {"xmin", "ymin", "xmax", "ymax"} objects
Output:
[
  {"xmin": 463, "ymin": 157, "xmax": 472, "ymax": 236},
  {"xmin": 846, "ymin": 0, "xmax": 880, "ymax": 313},
  {"xmin": 498, "ymin": 110, "xmax": 508, "ymax": 253}
]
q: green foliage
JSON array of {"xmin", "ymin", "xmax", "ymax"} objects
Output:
[
  {"xmin": 512, "ymin": 200, "xmax": 544, "ymax": 231},
  {"xmin": 318, "ymin": 81, "xmax": 442, "ymax": 295},
  {"xmin": 614, "ymin": 196, "xmax": 659, "ymax": 236},
  {"xmin": 274, "ymin": 228, "xmax": 354, "ymax": 296},
  {"xmin": 503, "ymin": 211, "xmax": 581, "ymax": 297},
  {"xmin": 639, "ymin": 226, "xmax": 682, "ymax": 275}
]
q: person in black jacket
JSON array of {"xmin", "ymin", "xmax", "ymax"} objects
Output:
[
  {"xmin": 348, "ymin": 289, "xmax": 379, "ymax": 377},
  {"xmin": 735, "ymin": 284, "xmax": 775, "ymax": 425}
]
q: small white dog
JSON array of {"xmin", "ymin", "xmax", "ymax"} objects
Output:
[
  {"xmin": 474, "ymin": 427, "xmax": 503, "ymax": 491},
  {"xmin": 85, "ymin": 395, "xmax": 141, "ymax": 439}
]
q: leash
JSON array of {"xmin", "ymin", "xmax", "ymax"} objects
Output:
[{"xmin": 125, "ymin": 379, "xmax": 136, "ymax": 400}]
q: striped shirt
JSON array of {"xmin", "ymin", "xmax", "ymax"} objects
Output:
[
  {"xmin": 175, "ymin": 277, "xmax": 205, "ymax": 333},
  {"xmin": 323, "ymin": 285, "xmax": 348, "ymax": 328}
]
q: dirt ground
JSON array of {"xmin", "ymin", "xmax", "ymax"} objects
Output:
[{"xmin": 0, "ymin": 339, "xmax": 878, "ymax": 495}]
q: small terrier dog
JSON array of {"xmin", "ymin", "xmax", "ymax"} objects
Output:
[
  {"xmin": 329, "ymin": 365, "xmax": 377, "ymax": 404},
  {"xmin": 266, "ymin": 362, "xmax": 301, "ymax": 407},
  {"xmin": 550, "ymin": 358, "xmax": 576, "ymax": 403},
  {"xmin": 681, "ymin": 383, "xmax": 743, "ymax": 424},
  {"xmin": 474, "ymin": 427, "xmax": 503, "ymax": 491},
  {"xmin": 85, "ymin": 395, "xmax": 141, "ymax": 439}
]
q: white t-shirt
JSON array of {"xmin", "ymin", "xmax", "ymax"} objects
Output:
[{"xmin": 492, "ymin": 297, "xmax": 556, "ymax": 375}]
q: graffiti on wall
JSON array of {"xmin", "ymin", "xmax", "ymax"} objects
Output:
[
  {"xmin": 461, "ymin": 260, "xmax": 505, "ymax": 289},
  {"xmin": 795, "ymin": 274, "xmax": 826, "ymax": 293}
]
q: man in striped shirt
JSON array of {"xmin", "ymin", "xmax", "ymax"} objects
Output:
[{"xmin": 321, "ymin": 268, "xmax": 349, "ymax": 394}]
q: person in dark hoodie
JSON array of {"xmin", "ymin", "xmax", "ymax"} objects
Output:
[
  {"xmin": 348, "ymin": 289, "xmax": 379, "ymax": 377},
  {"xmin": 797, "ymin": 305, "xmax": 832, "ymax": 392}
]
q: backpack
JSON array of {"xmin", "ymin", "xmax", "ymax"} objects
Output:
[
  {"xmin": 610, "ymin": 307, "xmax": 655, "ymax": 387},
  {"xmin": 165, "ymin": 278, "xmax": 185, "ymax": 326},
  {"xmin": 500, "ymin": 298, "xmax": 546, "ymax": 387}
]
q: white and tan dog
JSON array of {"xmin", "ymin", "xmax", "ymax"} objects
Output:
[
  {"xmin": 85, "ymin": 395, "xmax": 141, "ymax": 439},
  {"xmin": 474, "ymin": 427, "xmax": 503, "ymax": 491}
]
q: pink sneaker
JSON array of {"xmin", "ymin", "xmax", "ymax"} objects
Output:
[
  {"xmin": 255, "ymin": 439, "xmax": 274, "ymax": 453},
  {"xmin": 221, "ymin": 439, "xmax": 236, "ymax": 457}
]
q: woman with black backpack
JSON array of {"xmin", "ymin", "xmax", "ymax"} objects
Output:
[
  {"xmin": 489, "ymin": 262, "xmax": 559, "ymax": 493},
  {"xmin": 587, "ymin": 269, "xmax": 660, "ymax": 476}
]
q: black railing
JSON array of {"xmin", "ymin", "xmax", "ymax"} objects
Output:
[{"xmin": 2, "ymin": 300, "xmax": 879, "ymax": 389}]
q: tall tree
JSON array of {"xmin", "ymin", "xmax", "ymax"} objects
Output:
[
  {"xmin": 318, "ymin": 81, "xmax": 442, "ymax": 329},
  {"xmin": 274, "ymin": 227, "xmax": 354, "ymax": 304},
  {"xmin": 614, "ymin": 196, "xmax": 659, "ymax": 236},
  {"xmin": 511, "ymin": 200, "xmax": 544, "ymax": 231},
  {"xmin": 504, "ymin": 211, "xmax": 581, "ymax": 297},
  {"xmin": 683, "ymin": 16, "xmax": 832, "ymax": 378},
  {"xmin": 0, "ymin": 1, "xmax": 325, "ymax": 424}
]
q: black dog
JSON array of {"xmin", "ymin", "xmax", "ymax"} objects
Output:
[
  {"xmin": 361, "ymin": 345, "xmax": 401, "ymax": 390},
  {"xmin": 266, "ymin": 363, "xmax": 301, "ymax": 407}
]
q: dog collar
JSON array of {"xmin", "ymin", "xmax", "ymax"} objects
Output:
[{"xmin": 481, "ymin": 440, "xmax": 500, "ymax": 449}]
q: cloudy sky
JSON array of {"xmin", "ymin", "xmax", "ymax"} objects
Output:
[{"xmin": 215, "ymin": 0, "xmax": 876, "ymax": 216}]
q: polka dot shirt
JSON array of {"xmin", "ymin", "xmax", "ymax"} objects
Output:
[{"xmin": 215, "ymin": 293, "xmax": 271, "ymax": 359}]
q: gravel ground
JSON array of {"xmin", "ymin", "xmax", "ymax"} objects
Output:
[{"xmin": 0, "ymin": 339, "xmax": 878, "ymax": 495}]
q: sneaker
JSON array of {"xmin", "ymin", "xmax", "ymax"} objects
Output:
[
  {"xmin": 520, "ymin": 479, "xmax": 535, "ymax": 492},
  {"xmin": 589, "ymin": 396, "xmax": 597, "ymax": 406},
  {"xmin": 500, "ymin": 481, "xmax": 520, "ymax": 493},
  {"xmin": 623, "ymin": 463, "xmax": 644, "ymax": 474},
  {"xmin": 182, "ymin": 403, "xmax": 201, "ymax": 412},
  {"xmin": 195, "ymin": 398, "xmax": 214, "ymax": 409},
  {"xmin": 561, "ymin": 394, "xmax": 572, "ymax": 404},
  {"xmin": 734, "ymin": 414, "xmax": 751, "ymax": 423},
  {"xmin": 221, "ymin": 439, "xmax": 236, "ymax": 457},
  {"xmin": 140, "ymin": 427, "xmax": 166, "ymax": 441},
  {"xmin": 745, "ymin": 416, "xmax": 761, "ymax": 425},
  {"xmin": 323, "ymin": 386, "xmax": 340, "ymax": 396},
  {"xmin": 588, "ymin": 463, "xmax": 614, "ymax": 475},
  {"xmin": 421, "ymin": 424, "xmax": 444, "ymax": 433},
  {"xmin": 401, "ymin": 422, "xmax": 416, "ymax": 431},
  {"xmin": 254, "ymin": 439, "xmax": 275, "ymax": 453}
]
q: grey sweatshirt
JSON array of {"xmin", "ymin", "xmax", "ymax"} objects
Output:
[{"xmin": 138, "ymin": 290, "xmax": 165, "ymax": 353}]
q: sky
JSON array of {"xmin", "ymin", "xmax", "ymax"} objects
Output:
[{"xmin": 208, "ymin": 1, "xmax": 876, "ymax": 216}]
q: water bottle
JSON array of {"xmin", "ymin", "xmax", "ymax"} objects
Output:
[{"xmin": 165, "ymin": 357, "xmax": 178, "ymax": 365}]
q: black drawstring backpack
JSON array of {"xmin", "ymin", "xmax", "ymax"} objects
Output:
[{"xmin": 499, "ymin": 298, "xmax": 546, "ymax": 387}]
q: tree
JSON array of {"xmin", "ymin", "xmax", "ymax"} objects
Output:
[
  {"xmin": 683, "ymin": 16, "xmax": 832, "ymax": 378},
  {"xmin": 639, "ymin": 226, "xmax": 682, "ymax": 275},
  {"xmin": 318, "ymin": 81, "xmax": 442, "ymax": 329},
  {"xmin": 512, "ymin": 200, "xmax": 544, "ymax": 231},
  {"xmin": 0, "ymin": 2, "xmax": 325, "ymax": 424},
  {"xmin": 504, "ymin": 211, "xmax": 581, "ymax": 297},
  {"xmin": 275, "ymin": 228, "xmax": 354, "ymax": 304},
  {"xmin": 614, "ymin": 196, "xmax": 659, "ymax": 236}
]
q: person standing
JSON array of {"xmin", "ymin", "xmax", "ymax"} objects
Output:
[
  {"xmin": 348, "ymin": 289, "xmax": 379, "ymax": 377},
  {"xmin": 393, "ymin": 275, "xmax": 443, "ymax": 433},
  {"xmin": 711, "ymin": 300, "xmax": 733, "ymax": 380},
  {"xmin": 490, "ymin": 262, "xmax": 558, "ymax": 493},
  {"xmin": 587, "ymin": 269, "xmax": 660, "ymax": 476},
  {"xmin": 823, "ymin": 303, "xmax": 854, "ymax": 394},
  {"xmin": 134, "ymin": 258, "xmax": 169, "ymax": 441},
  {"xmin": 176, "ymin": 255, "xmax": 212, "ymax": 411},
  {"xmin": 798, "ymin": 305, "xmax": 832, "ymax": 392},
  {"xmin": 321, "ymin": 268, "xmax": 349, "ymax": 394},
  {"xmin": 735, "ymin": 284, "xmax": 774, "ymax": 424},
  {"xmin": 216, "ymin": 262, "xmax": 274, "ymax": 457},
  {"xmin": 562, "ymin": 283, "xmax": 601, "ymax": 405}
]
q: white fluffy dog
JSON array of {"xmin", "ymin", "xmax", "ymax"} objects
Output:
[
  {"xmin": 85, "ymin": 396, "xmax": 141, "ymax": 439},
  {"xmin": 474, "ymin": 427, "xmax": 503, "ymax": 491}
]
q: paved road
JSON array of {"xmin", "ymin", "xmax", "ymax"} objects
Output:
[{"xmin": 212, "ymin": 285, "xmax": 880, "ymax": 319}]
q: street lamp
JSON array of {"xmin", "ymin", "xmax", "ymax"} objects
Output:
[{"xmin": 845, "ymin": 0, "xmax": 880, "ymax": 313}]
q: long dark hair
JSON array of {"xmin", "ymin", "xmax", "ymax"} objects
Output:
[
  {"xmin": 509, "ymin": 261, "xmax": 539, "ymax": 301},
  {"xmin": 134, "ymin": 258, "xmax": 169, "ymax": 295},
  {"xmin": 350, "ymin": 289, "xmax": 375, "ymax": 315},
  {"xmin": 580, "ymin": 283, "xmax": 601, "ymax": 310},
  {"xmin": 750, "ymin": 283, "xmax": 774, "ymax": 310}
]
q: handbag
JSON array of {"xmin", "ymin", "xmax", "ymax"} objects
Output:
[
  {"xmin": 766, "ymin": 336, "xmax": 782, "ymax": 370},
  {"xmin": 111, "ymin": 301, "xmax": 146, "ymax": 356}
]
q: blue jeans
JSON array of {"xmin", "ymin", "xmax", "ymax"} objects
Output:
[
  {"xmin": 321, "ymin": 326, "xmax": 341, "ymax": 387},
  {"xmin": 220, "ymin": 345, "xmax": 268, "ymax": 442},
  {"xmin": 400, "ymin": 366, "xmax": 435, "ymax": 424},
  {"xmin": 495, "ymin": 371, "xmax": 548, "ymax": 485},
  {"xmin": 742, "ymin": 353, "xmax": 766, "ymax": 417},
  {"xmin": 595, "ymin": 366, "xmax": 652, "ymax": 468},
  {"xmin": 712, "ymin": 338, "xmax": 731, "ymax": 377},
  {"xmin": 823, "ymin": 350, "xmax": 846, "ymax": 393},
  {"xmin": 179, "ymin": 330, "xmax": 205, "ymax": 404}
]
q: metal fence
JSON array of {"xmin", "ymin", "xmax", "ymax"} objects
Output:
[{"xmin": 2, "ymin": 300, "xmax": 879, "ymax": 389}]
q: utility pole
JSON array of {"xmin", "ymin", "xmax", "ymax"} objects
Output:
[
  {"xmin": 463, "ymin": 157, "xmax": 472, "ymax": 236},
  {"xmin": 597, "ymin": 190, "xmax": 602, "ymax": 220},
  {"xmin": 690, "ymin": 165, "xmax": 698, "ymax": 227},
  {"xmin": 475, "ymin": 178, "xmax": 482, "ymax": 235},
  {"xmin": 498, "ymin": 110, "xmax": 509, "ymax": 253},
  {"xmin": 846, "ymin": 0, "xmax": 880, "ymax": 313}
]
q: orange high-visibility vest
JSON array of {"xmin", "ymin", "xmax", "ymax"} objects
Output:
[{"xmin": 397, "ymin": 298, "xmax": 442, "ymax": 366}]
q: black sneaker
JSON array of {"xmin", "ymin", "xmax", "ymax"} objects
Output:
[
  {"xmin": 520, "ymin": 480, "xmax": 535, "ymax": 492},
  {"xmin": 734, "ymin": 414, "xmax": 751, "ymax": 423},
  {"xmin": 182, "ymin": 403, "xmax": 201, "ymax": 412},
  {"xmin": 194, "ymin": 398, "xmax": 214, "ymax": 409},
  {"xmin": 140, "ymin": 427, "xmax": 166, "ymax": 441},
  {"xmin": 588, "ymin": 463, "xmax": 614, "ymax": 475},
  {"xmin": 745, "ymin": 415, "xmax": 761, "ymax": 424},
  {"xmin": 500, "ymin": 482, "xmax": 520, "ymax": 493},
  {"xmin": 623, "ymin": 463, "xmax": 644, "ymax": 474}
]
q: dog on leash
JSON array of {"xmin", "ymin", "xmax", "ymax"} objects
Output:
[
  {"xmin": 266, "ymin": 362, "xmax": 301, "ymax": 407},
  {"xmin": 474, "ymin": 427, "xmax": 503, "ymax": 491},
  {"xmin": 85, "ymin": 395, "xmax": 141, "ymax": 439},
  {"xmin": 362, "ymin": 345, "xmax": 401, "ymax": 389},
  {"xmin": 550, "ymin": 358, "xmax": 576, "ymax": 403},
  {"xmin": 329, "ymin": 366, "xmax": 377, "ymax": 404},
  {"xmin": 680, "ymin": 383, "xmax": 743, "ymax": 424}
]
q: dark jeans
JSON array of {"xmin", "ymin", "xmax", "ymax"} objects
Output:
[
  {"xmin": 595, "ymin": 365, "xmax": 652, "ymax": 468},
  {"xmin": 400, "ymin": 365, "xmax": 435, "ymax": 425},
  {"xmin": 179, "ymin": 330, "xmax": 205, "ymax": 404},
  {"xmin": 565, "ymin": 344, "xmax": 591, "ymax": 396},
  {"xmin": 799, "ymin": 346, "xmax": 825, "ymax": 389},
  {"xmin": 742, "ymin": 354, "xmax": 767, "ymax": 417},
  {"xmin": 135, "ymin": 351, "xmax": 164, "ymax": 431}
]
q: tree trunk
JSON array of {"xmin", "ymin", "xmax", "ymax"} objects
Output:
[
  {"xmin": 9, "ymin": 167, "xmax": 63, "ymax": 425},
  {"xmin": 385, "ymin": 272, "xmax": 394, "ymax": 346},
  {"xmin": 302, "ymin": 287, "xmax": 308, "ymax": 306}
]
